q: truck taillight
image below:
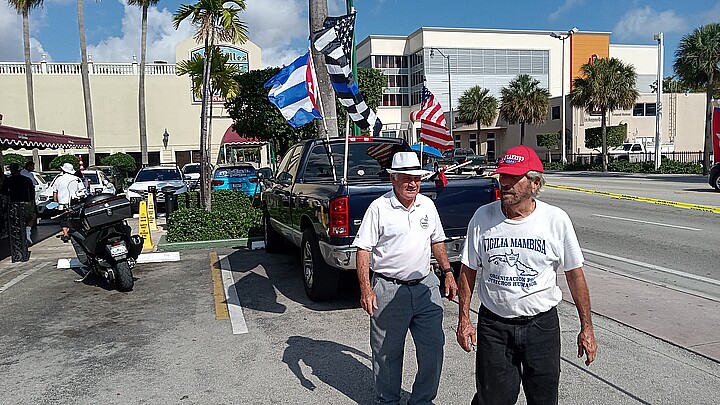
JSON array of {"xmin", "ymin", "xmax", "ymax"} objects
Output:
[
  {"xmin": 329, "ymin": 196, "xmax": 349, "ymax": 237},
  {"xmin": 495, "ymin": 188, "xmax": 501, "ymax": 200}
]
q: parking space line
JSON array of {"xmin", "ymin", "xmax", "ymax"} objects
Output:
[
  {"xmin": 0, "ymin": 262, "xmax": 48, "ymax": 294},
  {"xmin": 210, "ymin": 251, "xmax": 229, "ymax": 320},
  {"xmin": 219, "ymin": 255, "xmax": 249, "ymax": 334}
]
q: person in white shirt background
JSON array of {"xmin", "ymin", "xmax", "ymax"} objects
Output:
[
  {"xmin": 52, "ymin": 163, "xmax": 84, "ymax": 242},
  {"xmin": 456, "ymin": 145, "xmax": 597, "ymax": 405}
]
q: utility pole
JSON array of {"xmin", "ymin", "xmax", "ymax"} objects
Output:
[
  {"xmin": 654, "ymin": 32, "xmax": 663, "ymax": 170},
  {"xmin": 309, "ymin": 0, "xmax": 339, "ymax": 138},
  {"xmin": 550, "ymin": 27, "xmax": 578, "ymax": 163}
]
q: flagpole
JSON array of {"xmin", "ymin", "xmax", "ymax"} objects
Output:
[
  {"xmin": 347, "ymin": 1, "xmax": 361, "ymax": 138},
  {"xmin": 309, "ymin": 49, "xmax": 338, "ymax": 183},
  {"xmin": 343, "ymin": 113, "xmax": 350, "ymax": 183}
]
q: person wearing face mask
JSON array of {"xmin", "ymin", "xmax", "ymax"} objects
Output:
[
  {"xmin": 353, "ymin": 151, "xmax": 458, "ymax": 405},
  {"xmin": 456, "ymin": 145, "xmax": 597, "ymax": 405}
]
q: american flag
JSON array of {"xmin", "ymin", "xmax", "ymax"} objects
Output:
[
  {"xmin": 410, "ymin": 86, "xmax": 453, "ymax": 150},
  {"xmin": 366, "ymin": 143, "xmax": 395, "ymax": 167},
  {"xmin": 312, "ymin": 13, "xmax": 382, "ymax": 136}
]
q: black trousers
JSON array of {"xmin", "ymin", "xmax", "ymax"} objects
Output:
[{"xmin": 471, "ymin": 306, "xmax": 561, "ymax": 405}]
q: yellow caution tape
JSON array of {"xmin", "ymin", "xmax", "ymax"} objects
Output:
[{"xmin": 546, "ymin": 184, "xmax": 720, "ymax": 214}]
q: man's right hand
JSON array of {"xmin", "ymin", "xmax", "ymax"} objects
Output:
[
  {"xmin": 359, "ymin": 287, "xmax": 378, "ymax": 316},
  {"xmin": 456, "ymin": 316, "xmax": 477, "ymax": 352}
]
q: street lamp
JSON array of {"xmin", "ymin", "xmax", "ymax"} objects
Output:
[
  {"xmin": 162, "ymin": 128, "xmax": 169, "ymax": 150},
  {"xmin": 429, "ymin": 47, "xmax": 453, "ymax": 139},
  {"xmin": 653, "ymin": 32, "xmax": 663, "ymax": 170},
  {"xmin": 550, "ymin": 27, "xmax": 578, "ymax": 163}
]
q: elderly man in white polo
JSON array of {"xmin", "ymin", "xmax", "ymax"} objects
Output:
[{"xmin": 353, "ymin": 151, "xmax": 458, "ymax": 405}]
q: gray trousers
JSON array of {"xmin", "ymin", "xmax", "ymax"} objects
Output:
[{"xmin": 370, "ymin": 272, "xmax": 445, "ymax": 405}]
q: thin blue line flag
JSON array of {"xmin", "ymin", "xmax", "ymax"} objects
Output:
[{"xmin": 264, "ymin": 52, "xmax": 322, "ymax": 128}]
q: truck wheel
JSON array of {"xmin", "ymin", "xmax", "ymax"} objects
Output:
[
  {"xmin": 114, "ymin": 261, "xmax": 134, "ymax": 292},
  {"xmin": 263, "ymin": 211, "xmax": 283, "ymax": 253},
  {"xmin": 301, "ymin": 229, "xmax": 339, "ymax": 301}
]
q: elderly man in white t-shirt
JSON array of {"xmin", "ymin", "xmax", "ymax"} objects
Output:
[
  {"xmin": 456, "ymin": 145, "xmax": 597, "ymax": 405},
  {"xmin": 52, "ymin": 162, "xmax": 84, "ymax": 242},
  {"xmin": 353, "ymin": 151, "xmax": 457, "ymax": 405}
]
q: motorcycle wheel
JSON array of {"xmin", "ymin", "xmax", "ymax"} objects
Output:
[{"xmin": 114, "ymin": 261, "xmax": 134, "ymax": 292}]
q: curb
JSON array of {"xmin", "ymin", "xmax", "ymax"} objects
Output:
[{"xmin": 156, "ymin": 235, "xmax": 264, "ymax": 251}]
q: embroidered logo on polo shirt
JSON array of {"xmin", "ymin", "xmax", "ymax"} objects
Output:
[{"xmin": 420, "ymin": 215, "xmax": 429, "ymax": 229}]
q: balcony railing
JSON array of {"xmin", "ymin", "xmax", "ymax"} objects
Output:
[{"xmin": 0, "ymin": 61, "xmax": 177, "ymax": 75}]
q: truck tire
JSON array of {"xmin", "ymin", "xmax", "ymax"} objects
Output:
[
  {"xmin": 301, "ymin": 229, "xmax": 339, "ymax": 301},
  {"xmin": 712, "ymin": 174, "xmax": 720, "ymax": 191},
  {"xmin": 263, "ymin": 210, "xmax": 283, "ymax": 253},
  {"xmin": 114, "ymin": 261, "xmax": 134, "ymax": 292}
]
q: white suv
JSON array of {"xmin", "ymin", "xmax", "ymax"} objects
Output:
[{"xmin": 125, "ymin": 165, "xmax": 188, "ymax": 213}]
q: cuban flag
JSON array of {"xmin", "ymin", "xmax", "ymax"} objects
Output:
[{"xmin": 264, "ymin": 52, "xmax": 322, "ymax": 128}]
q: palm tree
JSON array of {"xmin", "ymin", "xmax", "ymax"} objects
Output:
[
  {"xmin": 77, "ymin": 0, "xmax": 96, "ymax": 166},
  {"xmin": 8, "ymin": 0, "xmax": 43, "ymax": 169},
  {"xmin": 127, "ymin": 0, "xmax": 160, "ymax": 166},
  {"xmin": 457, "ymin": 86, "xmax": 498, "ymax": 152},
  {"xmin": 570, "ymin": 57, "xmax": 639, "ymax": 172},
  {"xmin": 173, "ymin": 0, "xmax": 248, "ymax": 211},
  {"xmin": 498, "ymin": 74, "xmax": 550, "ymax": 146},
  {"xmin": 673, "ymin": 24, "xmax": 720, "ymax": 175}
]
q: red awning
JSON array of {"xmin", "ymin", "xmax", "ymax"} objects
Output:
[
  {"xmin": 221, "ymin": 126, "xmax": 266, "ymax": 147},
  {"xmin": 0, "ymin": 125, "xmax": 91, "ymax": 150}
]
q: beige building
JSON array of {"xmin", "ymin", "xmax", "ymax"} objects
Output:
[
  {"xmin": 357, "ymin": 28, "xmax": 707, "ymax": 161},
  {"xmin": 0, "ymin": 38, "xmax": 262, "ymax": 170}
]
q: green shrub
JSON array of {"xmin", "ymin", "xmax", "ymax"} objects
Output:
[
  {"xmin": 49, "ymin": 154, "xmax": 79, "ymax": 171},
  {"xmin": 543, "ymin": 162, "xmax": 566, "ymax": 171},
  {"xmin": 167, "ymin": 189, "xmax": 262, "ymax": 242},
  {"xmin": 2, "ymin": 153, "xmax": 29, "ymax": 167},
  {"xmin": 101, "ymin": 152, "xmax": 136, "ymax": 179}
]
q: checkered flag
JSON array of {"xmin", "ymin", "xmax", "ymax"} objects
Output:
[{"xmin": 312, "ymin": 12, "xmax": 382, "ymax": 136}]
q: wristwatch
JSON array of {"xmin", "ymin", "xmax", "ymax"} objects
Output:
[{"xmin": 442, "ymin": 268, "xmax": 454, "ymax": 275}]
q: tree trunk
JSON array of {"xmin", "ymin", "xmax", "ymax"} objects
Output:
[
  {"xmin": 21, "ymin": 8, "xmax": 41, "ymax": 170},
  {"xmin": 601, "ymin": 109, "xmax": 608, "ymax": 172},
  {"xmin": 199, "ymin": 38, "xmax": 213, "ymax": 211},
  {"xmin": 703, "ymin": 80, "xmax": 714, "ymax": 175},
  {"xmin": 77, "ymin": 0, "xmax": 96, "ymax": 166},
  {"xmin": 309, "ymin": 0, "xmax": 338, "ymax": 138},
  {"xmin": 138, "ymin": 5, "xmax": 149, "ymax": 166},
  {"xmin": 520, "ymin": 122, "xmax": 525, "ymax": 145}
]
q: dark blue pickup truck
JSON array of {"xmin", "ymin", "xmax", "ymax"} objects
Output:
[{"xmin": 262, "ymin": 137, "xmax": 499, "ymax": 301}]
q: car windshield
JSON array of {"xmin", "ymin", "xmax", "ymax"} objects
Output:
[
  {"xmin": 183, "ymin": 164, "xmax": 200, "ymax": 174},
  {"xmin": 135, "ymin": 169, "xmax": 182, "ymax": 182},
  {"xmin": 83, "ymin": 173, "xmax": 100, "ymax": 185},
  {"xmin": 214, "ymin": 166, "xmax": 256, "ymax": 178},
  {"xmin": 303, "ymin": 141, "xmax": 405, "ymax": 181}
]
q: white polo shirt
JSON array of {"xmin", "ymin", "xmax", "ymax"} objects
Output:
[
  {"xmin": 461, "ymin": 199, "xmax": 584, "ymax": 317},
  {"xmin": 352, "ymin": 190, "xmax": 447, "ymax": 281},
  {"xmin": 52, "ymin": 173, "xmax": 83, "ymax": 205}
]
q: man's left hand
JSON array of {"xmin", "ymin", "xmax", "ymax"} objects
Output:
[
  {"xmin": 577, "ymin": 326, "xmax": 597, "ymax": 366},
  {"xmin": 444, "ymin": 272, "xmax": 458, "ymax": 300}
]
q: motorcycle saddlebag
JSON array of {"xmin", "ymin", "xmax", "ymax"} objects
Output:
[{"xmin": 80, "ymin": 194, "xmax": 132, "ymax": 229}]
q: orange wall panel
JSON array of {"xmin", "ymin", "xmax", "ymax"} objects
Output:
[{"xmin": 570, "ymin": 33, "xmax": 610, "ymax": 85}]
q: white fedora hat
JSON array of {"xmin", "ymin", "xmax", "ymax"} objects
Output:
[
  {"xmin": 386, "ymin": 151, "xmax": 431, "ymax": 177},
  {"xmin": 60, "ymin": 162, "xmax": 75, "ymax": 174}
]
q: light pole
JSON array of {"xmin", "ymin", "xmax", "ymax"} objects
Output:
[
  {"xmin": 653, "ymin": 32, "xmax": 663, "ymax": 170},
  {"xmin": 430, "ymin": 48, "xmax": 453, "ymax": 140},
  {"xmin": 550, "ymin": 27, "xmax": 578, "ymax": 163}
]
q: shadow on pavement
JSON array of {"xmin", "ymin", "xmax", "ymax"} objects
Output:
[
  {"xmin": 221, "ymin": 248, "xmax": 360, "ymax": 313},
  {"xmin": 282, "ymin": 335, "xmax": 375, "ymax": 404}
]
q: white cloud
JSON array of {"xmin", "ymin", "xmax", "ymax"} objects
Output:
[
  {"xmin": 548, "ymin": 0, "xmax": 585, "ymax": 22},
  {"xmin": 613, "ymin": 6, "xmax": 688, "ymax": 41},
  {"xmin": 701, "ymin": 2, "xmax": 720, "ymax": 24},
  {"xmin": 0, "ymin": 2, "xmax": 50, "ymax": 62}
]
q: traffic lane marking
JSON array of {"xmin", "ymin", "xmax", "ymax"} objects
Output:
[
  {"xmin": 0, "ymin": 262, "xmax": 48, "ymax": 294},
  {"xmin": 210, "ymin": 251, "xmax": 229, "ymax": 320},
  {"xmin": 590, "ymin": 214, "xmax": 702, "ymax": 231},
  {"xmin": 219, "ymin": 254, "xmax": 249, "ymax": 334},
  {"xmin": 547, "ymin": 184, "xmax": 720, "ymax": 214}
]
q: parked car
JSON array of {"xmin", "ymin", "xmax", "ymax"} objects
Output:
[
  {"xmin": 37, "ymin": 169, "xmax": 115, "ymax": 218},
  {"xmin": 181, "ymin": 163, "xmax": 201, "ymax": 191},
  {"xmin": 40, "ymin": 170, "xmax": 60, "ymax": 184},
  {"xmin": 125, "ymin": 165, "xmax": 188, "ymax": 213},
  {"xmin": 87, "ymin": 165, "xmax": 123, "ymax": 193},
  {"xmin": 212, "ymin": 163, "xmax": 260, "ymax": 196},
  {"xmin": 709, "ymin": 162, "xmax": 720, "ymax": 191},
  {"xmin": 436, "ymin": 147, "xmax": 489, "ymax": 174},
  {"xmin": 262, "ymin": 137, "xmax": 500, "ymax": 301}
]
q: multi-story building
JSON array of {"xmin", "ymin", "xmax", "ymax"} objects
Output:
[
  {"xmin": 357, "ymin": 27, "xmax": 706, "ymax": 160},
  {"xmin": 0, "ymin": 38, "xmax": 263, "ymax": 170}
]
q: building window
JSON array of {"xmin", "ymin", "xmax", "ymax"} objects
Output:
[
  {"xmin": 645, "ymin": 103, "xmax": 656, "ymax": 116},
  {"xmin": 454, "ymin": 134, "xmax": 462, "ymax": 149},
  {"xmin": 551, "ymin": 106, "xmax": 560, "ymax": 120},
  {"xmin": 380, "ymin": 131, "xmax": 396, "ymax": 138},
  {"xmin": 633, "ymin": 103, "xmax": 656, "ymax": 116},
  {"xmin": 633, "ymin": 104, "xmax": 645, "ymax": 116}
]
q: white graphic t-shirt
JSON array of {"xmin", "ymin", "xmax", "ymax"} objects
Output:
[{"xmin": 461, "ymin": 199, "xmax": 583, "ymax": 317}]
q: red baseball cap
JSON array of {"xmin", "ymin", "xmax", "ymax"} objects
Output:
[{"xmin": 491, "ymin": 145, "xmax": 544, "ymax": 176}]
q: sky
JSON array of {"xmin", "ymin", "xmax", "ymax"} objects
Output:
[{"xmin": 1, "ymin": 0, "xmax": 719, "ymax": 75}]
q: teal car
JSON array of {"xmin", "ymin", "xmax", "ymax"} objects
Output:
[{"xmin": 211, "ymin": 164, "xmax": 260, "ymax": 196}]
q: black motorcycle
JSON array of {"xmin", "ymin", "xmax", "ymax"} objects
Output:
[{"xmin": 50, "ymin": 193, "xmax": 143, "ymax": 291}]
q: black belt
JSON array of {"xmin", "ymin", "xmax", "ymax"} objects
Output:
[
  {"xmin": 479, "ymin": 305, "xmax": 556, "ymax": 325},
  {"xmin": 374, "ymin": 272, "xmax": 427, "ymax": 286}
]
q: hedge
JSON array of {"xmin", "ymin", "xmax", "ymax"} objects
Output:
[
  {"xmin": 542, "ymin": 160, "xmax": 703, "ymax": 174},
  {"xmin": 167, "ymin": 190, "xmax": 262, "ymax": 242}
]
